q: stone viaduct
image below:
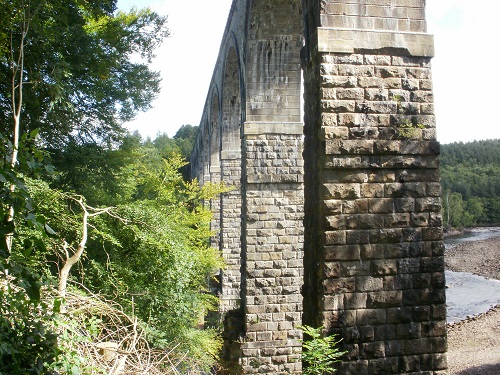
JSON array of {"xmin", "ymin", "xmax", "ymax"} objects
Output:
[{"xmin": 190, "ymin": 1, "xmax": 447, "ymax": 373}]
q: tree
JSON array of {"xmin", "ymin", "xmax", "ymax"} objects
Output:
[
  {"xmin": 174, "ymin": 124, "xmax": 198, "ymax": 162},
  {"xmin": 0, "ymin": 0, "xmax": 169, "ymax": 147},
  {"xmin": 0, "ymin": 0, "xmax": 168, "ymax": 250},
  {"xmin": 465, "ymin": 197, "xmax": 484, "ymax": 226},
  {"xmin": 174, "ymin": 124, "xmax": 198, "ymax": 142},
  {"xmin": 152, "ymin": 132, "xmax": 181, "ymax": 157},
  {"xmin": 0, "ymin": 2, "xmax": 228, "ymax": 370},
  {"xmin": 20, "ymin": 153, "xmax": 228, "ymax": 369},
  {"xmin": 443, "ymin": 190, "xmax": 466, "ymax": 230},
  {"xmin": 0, "ymin": 2, "xmax": 179, "ymax": 372},
  {"xmin": 48, "ymin": 137, "xmax": 140, "ymax": 206}
]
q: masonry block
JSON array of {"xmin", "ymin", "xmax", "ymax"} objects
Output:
[{"xmin": 190, "ymin": 0, "xmax": 446, "ymax": 373}]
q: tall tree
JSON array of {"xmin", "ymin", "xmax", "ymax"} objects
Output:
[
  {"xmin": 0, "ymin": 0, "xmax": 169, "ymax": 147},
  {"xmin": 0, "ymin": 0, "xmax": 168, "ymax": 249}
]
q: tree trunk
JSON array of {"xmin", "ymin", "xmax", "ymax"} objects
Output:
[
  {"xmin": 5, "ymin": 19, "xmax": 27, "ymax": 253},
  {"xmin": 58, "ymin": 199, "xmax": 88, "ymax": 298}
]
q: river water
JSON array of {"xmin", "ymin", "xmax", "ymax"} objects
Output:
[
  {"xmin": 444, "ymin": 227, "xmax": 500, "ymax": 249},
  {"xmin": 444, "ymin": 227, "xmax": 500, "ymax": 323}
]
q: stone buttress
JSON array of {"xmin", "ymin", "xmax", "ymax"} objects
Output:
[{"xmin": 190, "ymin": 1, "xmax": 447, "ymax": 374}]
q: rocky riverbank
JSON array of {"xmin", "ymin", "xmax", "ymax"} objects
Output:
[
  {"xmin": 445, "ymin": 234, "xmax": 500, "ymax": 374},
  {"xmin": 446, "ymin": 231, "xmax": 500, "ymax": 280}
]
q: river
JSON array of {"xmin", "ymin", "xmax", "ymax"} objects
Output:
[
  {"xmin": 444, "ymin": 227, "xmax": 500, "ymax": 323},
  {"xmin": 444, "ymin": 227, "xmax": 500, "ymax": 249}
]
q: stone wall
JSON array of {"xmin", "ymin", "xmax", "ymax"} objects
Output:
[
  {"xmin": 191, "ymin": 0, "xmax": 447, "ymax": 373},
  {"xmin": 302, "ymin": 0, "xmax": 447, "ymax": 373},
  {"xmin": 239, "ymin": 125, "xmax": 304, "ymax": 373}
]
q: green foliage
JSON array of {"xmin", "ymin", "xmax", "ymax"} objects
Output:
[
  {"xmin": 440, "ymin": 164, "xmax": 499, "ymax": 200},
  {"xmin": 48, "ymin": 312, "xmax": 103, "ymax": 375},
  {"xmin": 0, "ymin": 131, "xmax": 61, "ymax": 374},
  {"xmin": 443, "ymin": 190, "xmax": 465, "ymax": 230},
  {"xmin": 82, "ymin": 153, "xmax": 226, "ymax": 367},
  {"xmin": 440, "ymin": 139, "xmax": 500, "ymax": 227},
  {"xmin": 20, "ymin": 144, "xmax": 227, "ymax": 369},
  {"xmin": 299, "ymin": 325, "xmax": 346, "ymax": 375},
  {"xmin": 391, "ymin": 95, "xmax": 424, "ymax": 139},
  {"xmin": 440, "ymin": 139, "xmax": 500, "ymax": 167},
  {"xmin": 48, "ymin": 128, "xmax": 199, "ymax": 207},
  {"xmin": 173, "ymin": 124, "xmax": 198, "ymax": 158},
  {"xmin": 47, "ymin": 138, "xmax": 140, "ymax": 206},
  {"xmin": 0, "ymin": 0, "xmax": 169, "ymax": 147},
  {"xmin": 0, "ymin": 165, "xmax": 59, "ymax": 374},
  {"xmin": 0, "ymin": 129, "xmax": 49, "ymax": 253},
  {"xmin": 395, "ymin": 122, "xmax": 425, "ymax": 139},
  {"xmin": 0, "ymin": 271, "xmax": 59, "ymax": 374},
  {"xmin": 149, "ymin": 125, "xmax": 198, "ymax": 179},
  {"xmin": 0, "ymin": 0, "xmax": 225, "ymax": 371}
]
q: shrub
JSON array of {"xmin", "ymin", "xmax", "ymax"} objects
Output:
[{"xmin": 299, "ymin": 325, "xmax": 347, "ymax": 375}]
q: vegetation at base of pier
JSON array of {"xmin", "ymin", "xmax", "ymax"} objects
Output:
[
  {"xmin": 0, "ymin": 0, "xmax": 224, "ymax": 373},
  {"xmin": 440, "ymin": 139, "xmax": 500, "ymax": 229},
  {"xmin": 299, "ymin": 325, "xmax": 347, "ymax": 375},
  {"xmin": 1, "ymin": 130, "xmax": 223, "ymax": 373}
]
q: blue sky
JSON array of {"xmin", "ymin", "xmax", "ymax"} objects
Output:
[{"xmin": 118, "ymin": 0, "xmax": 500, "ymax": 144}]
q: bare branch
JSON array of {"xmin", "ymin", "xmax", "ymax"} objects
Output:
[
  {"xmin": 58, "ymin": 195, "xmax": 118, "ymax": 298},
  {"xmin": 62, "ymin": 240, "xmax": 70, "ymax": 261},
  {"xmin": 42, "ymin": 288, "xmax": 212, "ymax": 374}
]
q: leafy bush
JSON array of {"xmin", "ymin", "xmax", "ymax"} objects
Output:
[
  {"xmin": 299, "ymin": 325, "xmax": 346, "ymax": 375},
  {"xmin": 15, "ymin": 153, "xmax": 227, "ymax": 370},
  {"xmin": 0, "ymin": 263, "xmax": 59, "ymax": 374}
]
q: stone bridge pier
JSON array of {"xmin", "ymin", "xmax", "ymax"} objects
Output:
[{"xmin": 190, "ymin": 1, "xmax": 447, "ymax": 374}]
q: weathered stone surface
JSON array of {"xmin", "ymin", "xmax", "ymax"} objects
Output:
[{"xmin": 190, "ymin": 1, "xmax": 446, "ymax": 374}]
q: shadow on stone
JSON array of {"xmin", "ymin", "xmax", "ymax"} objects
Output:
[{"xmin": 220, "ymin": 309, "xmax": 245, "ymax": 374}]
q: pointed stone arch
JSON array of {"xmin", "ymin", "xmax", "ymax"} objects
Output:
[
  {"xmin": 209, "ymin": 88, "xmax": 222, "ymax": 250},
  {"xmin": 221, "ymin": 42, "xmax": 243, "ymax": 154},
  {"xmin": 245, "ymin": 0, "xmax": 303, "ymax": 124},
  {"xmin": 209, "ymin": 87, "xmax": 221, "ymax": 183},
  {"xmin": 201, "ymin": 118, "xmax": 210, "ymax": 184},
  {"xmin": 189, "ymin": 1, "xmax": 446, "ymax": 374},
  {"xmin": 219, "ymin": 40, "xmax": 244, "ymax": 317}
]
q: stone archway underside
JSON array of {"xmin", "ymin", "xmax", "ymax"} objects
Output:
[{"xmin": 190, "ymin": 1, "xmax": 447, "ymax": 374}]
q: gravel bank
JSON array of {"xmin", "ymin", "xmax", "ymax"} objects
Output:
[
  {"xmin": 445, "ymin": 234, "xmax": 500, "ymax": 280},
  {"xmin": 445, "ymin": 234, "xmax": 500, "ymax": 374}
]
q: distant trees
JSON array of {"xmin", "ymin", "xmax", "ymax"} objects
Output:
[
  {"xmin": 440, "ymin": 139, "xmax": 500, "ymax": 229},
  {"xmin": 152, "ymin": 124, "xmax": 198, "ymax": 161},
  {"xmin": 440, "ymin": 139, "xmax": 500, "ymax": 166},
  {"xmin": 49, "ymin": 126, "xmax": 198, "ymax": 205}
]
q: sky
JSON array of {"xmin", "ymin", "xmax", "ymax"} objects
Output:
[{"xmin": 118, "ymin": 0, "xmax": 500, "ymax": 144}]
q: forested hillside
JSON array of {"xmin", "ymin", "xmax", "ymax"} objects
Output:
[{"xmin": 440, "ymin": 139, "xmax": 500, "ymax": 229}]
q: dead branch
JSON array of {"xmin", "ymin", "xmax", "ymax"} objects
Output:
[
  {"xmin": 58, "ymin": 195, "xmax": 114, "ymax": 298},
  {"xmin": 48, "ymin": 286, "xmax": 214, "ymax": 374}
]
